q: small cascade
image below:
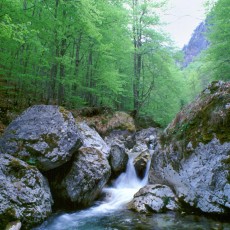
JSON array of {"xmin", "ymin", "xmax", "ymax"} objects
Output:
[{"xmin": 35, "ymin": 153, "xmax": 151, "ymax": 230}]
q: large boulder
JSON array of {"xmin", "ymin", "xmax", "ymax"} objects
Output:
[
  {"xmin": 47, "ymin": 123, "xmax": 111, "ymax": 208},
  {"xmin": 0, "ymin": 154, "xmax": 53, "ymax": 229},
  {"xmin": 51, "ymin": 147, "xmax": 111, "ymax": 207},
  {"xmin": 0, "ymin": 105, "xmax": 82, "ymax": 171},
  {"xmin": 128, "ymin": 184, "xmax": 178, "ymax": 213},
  {"xmin": 149, "ymin": 81, "xmax": 230, "ymax": 215}
]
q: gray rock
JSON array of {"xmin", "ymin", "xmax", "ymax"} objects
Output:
[
  {"xmin": 149, "ymin": 138, "xmax": 230, "ymax": 214},
  {"xmin": 61, "ymin": 147, "xmax": 111, "ymax": 206},
  {"xmin": 105, "ymin": 130, "xmax": 136, "ymax": 150},
  {"xmin": 0, "ymin": 154, "xmax": 53, "ymax": 229},
  {"xmin": 77, "ymin": 122, "xmax": 110, "ymax": 157},
  {"xmin": 109, "ymin": 144, "xmax": 128, "ymax": 177},
  {"xmin": 149, "ymin": 81, "xmax": 230, "ymax": 215},
  {"xmin": 0, "ymin": 105, "xmax": 82, "ymax": 171},
  {"xmin": 134, "ymin": 149, "xmax": 151, "ymax": 179},
  {"xmin": 128, "ymin": 184, "xmax": 178, "ymax": 213}
]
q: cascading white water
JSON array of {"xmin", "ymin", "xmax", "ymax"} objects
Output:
[
  {"xmin": 36, "ymin": 154, "xmax": 150, "ymax": 230},
  {"xmin": 35, "ymin": 145, "xmax": 230, "ymax": 230},
  {"xmin": 97, "ymin": 155, "xmax": 148, "ymax": 212}
]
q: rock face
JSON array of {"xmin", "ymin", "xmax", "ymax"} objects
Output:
[
  {"xmin": 149, "ymin": 81, "xmax": 230, "ymax": 215},
  {"xmin": 182, "ymin": 21, "xmax": 209, "ymax": 67},
  {"xmin": 0, "ymin": 105, "xmax": 82, "ymax": 171},
  {"xmin": 109, "ymin": 144, "xmax": 128, "ymax": 178},
  {"xmin": 128, "ymin": 184, "xmax": 178, "ymax": 213},
  {"xmin": 0, "ymin": 154, "xmax": 53, "ymax": 229},
  {"xmin": 54, "ymin": 147, "xmax": 111, "ymax": 207}
]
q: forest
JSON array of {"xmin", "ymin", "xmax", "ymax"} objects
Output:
[{"xmin": 0, "ymin": 0, "xmax": 229, "ymax": 127}]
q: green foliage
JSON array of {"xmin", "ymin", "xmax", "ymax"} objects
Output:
[
  {"xmin": 182, "ymin": 0, "xmax": 230, "ymax": 99},
  {"xmin": 204, "ymin": 0, "xmax": 230, "ymax": 81},
  {"xmin": 0, "ymin": 0, "xmax": 188, "ymax": 127}
]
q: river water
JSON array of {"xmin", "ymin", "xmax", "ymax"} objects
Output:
[{"xmin": 35, "ymin": 156, "xmax": 230, "ymax": 230}]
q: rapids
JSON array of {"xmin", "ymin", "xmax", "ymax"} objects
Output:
[
  {"xmin": 35, "ymin": 155, "xmax": 149, "ymax": 230},
  {"xmin": 34, "ymin": 154, "xmax": 230, "ymax": 230}
]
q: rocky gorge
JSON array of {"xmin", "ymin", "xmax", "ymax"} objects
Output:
[{"xmin": 0, "ymin": 81, "xmax": 229, "ymax": 229}]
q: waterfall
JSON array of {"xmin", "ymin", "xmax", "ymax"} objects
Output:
[
  {"xmin": 97, "ymin": 155, "xmax": 149, "ymax": 212},
  {"xmin": 35, "ymin": 154, "xmax": 150, "ymax": 230}
]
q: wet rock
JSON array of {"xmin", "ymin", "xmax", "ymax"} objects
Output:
[
  {"xmin": 128, "ymin": 184, "xmax": 178, "ymax": 213},
  {"xmin": 149, "ymin": 81, "xmax": 230, "ymax": 215},
  {"xmin": 133, "ymin": 150, "xmax": 151, "ymax": 179},
  {"xmin": 0, "ymin": 154, "xmax": 53, "ymax": 229},
  {"xmin": 59, "ymin": 147, "xmax": 111, "ymax": 207},
  {"xmin": 0, "ymin": 105, "xmax": 82, "ymax": 171},
  {"xmin": 109, "ymin": 144, "xmax": 128, "ymax": 178}
]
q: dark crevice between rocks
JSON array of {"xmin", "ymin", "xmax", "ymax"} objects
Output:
[
  {"xmin": 42, "ymin": 152, "xmax": 78, "ymax": 211},
  {"xmin": 176, "ymin": 197, "xmax": 230, "ymax": 222},
  {"xmin": 177, "ymin": 197, "xmax": 204, "ymax": 214}
]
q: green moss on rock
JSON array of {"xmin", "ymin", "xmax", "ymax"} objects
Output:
[
  {"xmin": 59, "ymin": 106, "xmax": 70, "ymax": 121},
  {"xmin": 161, "ymin": 81, "xmax": 230, "ymax": 159},
  {"xmin": 0, "ymin": 207, "xmax": 17, "ymax": 230},
  {"xmin": 41, "ymin": 133, "xmax": 60, "ymax": 154}
]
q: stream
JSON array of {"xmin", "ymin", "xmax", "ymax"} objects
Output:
[{"xmin": 35, "ymin": 155, "xmax": 230, "ymax": 230}]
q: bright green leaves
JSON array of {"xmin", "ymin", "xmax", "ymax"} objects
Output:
[
  {"xmin": 0, "ymin": 0, "xmax": 188, "ymax": 127},
  {"xmin": 204, "ymin": 0, "xmax": 230, "ymax": 80}
]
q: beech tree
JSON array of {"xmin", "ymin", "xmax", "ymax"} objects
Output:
[{"xmin": 0, "ymin": 0, "xmax": 187, "ymax": 126}]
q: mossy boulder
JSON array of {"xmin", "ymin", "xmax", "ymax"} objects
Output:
[
  {"xmin": 162, "ymin": 81, "xmax": 230, "ymax": 155},
  {"xmin": 0, "ymin": 105, "xmax": 82, "ymax": 171},
  {"xmin": 0, "ymin": 154, "xmax": 53, "ymax": 229},
  {"xmin": 74, "ymin": 110, "xmax": 136, "ymax": 136},
  {"xmin": 149, "ymin": 81, "xmax": 230, "ymax": 215}
]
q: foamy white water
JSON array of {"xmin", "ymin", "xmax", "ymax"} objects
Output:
[{"xmin": 35, "ymin": 155, "xmax": 150, "ymax": 230}]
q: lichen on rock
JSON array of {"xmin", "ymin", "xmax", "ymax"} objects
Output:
[
  {"xmin": 0, "ymin": 154, "xmax": 53, "ymax": 229},
  {"xmin": 128, "ymin": 184, "xmax": 178, "ymax": 213},
  {"xmin": 149, "ymin": 81, "xmax": 230, "ymax": 216},
  {"xmin": 0, "ymin": 105, "xmax": 82, "ymax": 171},
  {"xmin": 161, "ymin": 81, "xmax": 230, "ymax": 158},
  {"xmin": 49, "ymin": 147, "xmax": 111, "ymax": 208}
]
